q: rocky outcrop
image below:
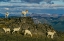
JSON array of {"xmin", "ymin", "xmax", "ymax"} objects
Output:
[{"xmin": 0, "ymin": 17, "xmax": 56, "ymax": 37}]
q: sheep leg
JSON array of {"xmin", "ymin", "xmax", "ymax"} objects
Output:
[
  {"xmin": 47, "ymin": 35, "xmax": 49, "ymax": 38},
  {"xmin": 24, "ymin": 14, "xmax": 26, "ymax": 17},
  {"xmin": 24, "ymin": 32, "xmax": 26, "ymax": 35},
  {"xmin": 12, "ymin": 31, "xmax": 15, "ymax": 34},
  {"xmin": 51, "ymin": 35, "xmax": 53, "ymax": 39},
  {"xmin": 5, "ymin": 31, "xmax": 7, "ymax": 33},
  {"xmin": 30, "ymin": 34, "xmax": 32, "ymax": 37}
]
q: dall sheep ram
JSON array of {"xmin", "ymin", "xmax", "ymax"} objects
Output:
[
  {"xmin": 12, "ymin": 27, "xmax": 21, "ymax": 33},
  {"xmin": 22, "ymin": 10, "xmax": 28, "ymax": 17},
  {"xmin": 3, "ymin": 27, "xmax": 10, "ymax": 33},
  {"xmin": 47, "ymin": 30, "xmax": 56, "ymax": 39},
  {"xmin": 24, "ymin": 29, "xmax": 32, "ymax": 37},
  {"xmin": 5, "ymin": 12, "xmax": 9, "ymax": 18}
]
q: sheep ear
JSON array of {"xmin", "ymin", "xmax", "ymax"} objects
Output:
[
  {"xmin": 26, "ymin": 10, "xmax": 28, "ymax": 12},
  {"xmin": 26, "ymin": 10, "xmax": 28, "ymax": 11}
]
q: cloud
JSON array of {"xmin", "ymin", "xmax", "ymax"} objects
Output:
[
  {"xmin": 43, "ymin": 0, "xmax": 51, "ymax": 3},
  {"xmin": 22, "ymin": 0, "xmax": 55, "ymax": 4},
  {"xmin": 22, "ymin": 0, "xmax": 43, "ymax": 3},
  {"xmin": 4, "ymin": 8, "xmax": 9, "ymax": 10},
  {"xmin": 63, "ymin": 0, "xmax": 64, "ymax": 2},
  {"xmin": 0, "ymin": 0, "xmax": 63, "ymax": 4},
  {"xmin": 0, "ymin": 0, "xmax": 10, "ymax": 2}
]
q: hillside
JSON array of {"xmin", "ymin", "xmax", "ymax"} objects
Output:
[
  {"xmin": 0, "ymin": 17, "xmax": 54, "ymax": 35},
  {"xmin": 0, "ymin": 17, "xmax": 64, "ymax": 41}
]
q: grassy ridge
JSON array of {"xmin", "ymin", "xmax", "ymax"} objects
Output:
[
  {"xmin": 0, "ymin": 33, "xmax": 64, "ymax": 41},
  {"xmin": 0, "ymin": 17, "xmax": 64, "ymax": 41}
]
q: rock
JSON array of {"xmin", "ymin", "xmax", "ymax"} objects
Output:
[{"xmin": 0, "ymin": 17, "xmax": 56, "ymax": 37}]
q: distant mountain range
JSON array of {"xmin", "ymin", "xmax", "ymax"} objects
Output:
[
  {"xmin": 30, "ymin": 13, "xmax": 64, "ymax": 17},
  {"xmin": 30, "ymin": 14, "xmax": 64, "ymax": 32},
  {"xmin": 0, "ymin": 13, "xmax": 64, "ymax": 17}
]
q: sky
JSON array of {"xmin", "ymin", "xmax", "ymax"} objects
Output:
[
  {"xmin": 0, "ymin": 0, "xmax": 64, "ymax": 14},
  {"xmin": 0, "ymin": 0, "xmax": 64, "ymax": 4},
  {"xmin": 0, "ymin": 0, "xmax": 64, "ymax": 7}
]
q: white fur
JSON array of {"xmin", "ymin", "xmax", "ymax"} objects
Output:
[
  {"xmin": 3, "ymin": 28, "xmax": 10, "ymax": 33},
  {"xmin": 22, "ymin": 10, "xmax": 28, "ymax": 17},
  {"xmin": 22, "ymin": 11, "xmax": 27, "ymax": 15},
  {"xmin": 12, "ymin": 27, "xmax": 20, "ymax": 33},
  {"xmin": 5, "ymin": 12, "xmax": 9, "ymax": 18},
  {"xmin": 24, "ymin": 30, "xmax": 32, "ymax": 37},
  {"xmin": 47, "ymin": 31, "xmax": 56, "ymax": 39}
]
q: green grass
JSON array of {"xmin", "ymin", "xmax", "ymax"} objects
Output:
[{"xmin": 0, "ymin": 34, "xmax": 64, "ymax": 41}]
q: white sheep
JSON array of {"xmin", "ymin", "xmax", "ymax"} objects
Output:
[
  {"xmin": 12, "ymin": 27, "xmax": 21, "ymax": 33},
  {"xmin": 47, "ymin": 30, "xmax": 56, "ymax": 39},
  {"xmin": 3, "ymin": 28, "xmax": 10, "ymax": 33},
  {"xmin": 5, "ymin": 12, "xmax": 9, "ymax": 18},
  {"xmin": 24, "ymin": 30, "xmax": 32, "ymax": 37},
  {"xmin": 22, "ymin": 10, "xmax": 28, "ymax": 17}
]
